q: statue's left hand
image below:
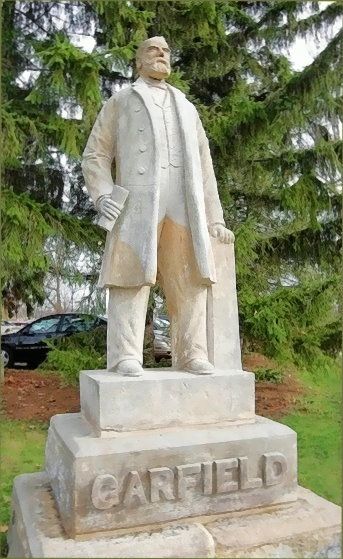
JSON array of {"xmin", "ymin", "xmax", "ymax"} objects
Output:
[{"xmin": 208, "ymin": 223, "xmax": 235, "ymax": 244}]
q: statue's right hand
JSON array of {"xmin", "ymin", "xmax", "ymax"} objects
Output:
[{"xmin": 97, "ymin": 196, "xmax": 122, "ymax": 221}]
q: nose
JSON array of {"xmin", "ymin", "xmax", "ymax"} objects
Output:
[{"xmin": 157, "ymin": 47, "xmax": 165, "ymax": 57}]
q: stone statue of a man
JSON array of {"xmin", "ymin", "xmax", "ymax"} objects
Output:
[{"xmin": 82, "ymin": 36, "xmax": 234, "ymax": 377}]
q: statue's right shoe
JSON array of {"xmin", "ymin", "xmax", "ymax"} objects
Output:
[
  {"xmin": 183, "ymin": 358, "xmax": 215, "ymax": 375},
  {"xmin": 110, "ymin": 359, "xmax": 143, "ymax": 377}
]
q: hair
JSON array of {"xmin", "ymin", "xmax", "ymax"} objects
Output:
[{"xmin": 135, "ymin": 36, "xmax": 169, "ymax": 70}]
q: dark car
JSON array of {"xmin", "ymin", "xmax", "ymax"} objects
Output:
[
  {"xmin": 1, "ymin": 313, "xmax": 107, "ymax": 369},
  {"xmin": 153, "ymin": 314, "xmax": 171, "ymax": 362}
]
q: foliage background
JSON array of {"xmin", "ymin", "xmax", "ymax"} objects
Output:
[{"xmin": 1, "ymin": 0, "xmax": 342, "ymax": 363}]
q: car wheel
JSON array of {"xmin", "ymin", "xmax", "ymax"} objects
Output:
[{"xmin": 1, "ymin": 347, "xmax": 13, "ymax": 368}]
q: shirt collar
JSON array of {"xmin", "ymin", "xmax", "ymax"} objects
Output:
[{"xmin": 138, "ymin": 75, "xmax": 168, "ymax": 90}]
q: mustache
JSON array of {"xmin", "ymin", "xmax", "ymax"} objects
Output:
[{"xmin": 155, "ymin": 58, "xmax": 168, "ymax": 65}]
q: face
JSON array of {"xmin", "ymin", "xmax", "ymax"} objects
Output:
[{"xmin": 138, "ymin": 39, "xmax": 171, "ymax": 80}]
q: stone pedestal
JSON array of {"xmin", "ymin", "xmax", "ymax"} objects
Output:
[
  {"xmin": 42, "ymin": 368, "xmax": 297, "ymax": 537},
  {"xmin": 45, "ymin": 412, "xmax": 297, "ymax": 536},
  {"xmin": 80, "ymin": 368, "xmax": 255, "ymax": 434},
  {"xmin": 8, "ymin": 473, "xmax": 341, "ymax": 558},
  {"xmin": 8, "ymin": 367, "xmax": 341, "ymax": 557}
]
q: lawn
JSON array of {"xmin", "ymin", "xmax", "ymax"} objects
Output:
[
  {"xmin": 0, "ymin": 355, "xmax": 341, "ymax": 554},
  {"xmin": 280, "ymin": 355, "xmax": 341, "ymax": 506},
  {"xmin": 0, "ymin": 420, "xmax": 47, "ymax": 555}
]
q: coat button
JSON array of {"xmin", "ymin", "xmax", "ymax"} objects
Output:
[
  {"xmin": 138, "ymin": 126, "xmax": 144, "ymax": 132},
  {"xmin": 138, "ymin": 167, "xmax": 145, "ymax": 174},
  {"xmin": 134, "ymin": 105, "xmax": 141, "ymax": 112},
  {"xmin": 139, "ymin": 145, "xmax": 147, "ymax": 153}
]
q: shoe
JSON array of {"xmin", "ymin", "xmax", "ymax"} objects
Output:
[
  {"xmin": 111, "ymin": 360, "xmax": 143, "ymax": 377},
  {"xmin": 184, "ymin": 359, "xmax": 214, "ymax": 375}
]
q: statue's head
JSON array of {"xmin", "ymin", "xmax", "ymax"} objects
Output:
[{"xmin": 136, "ymin": 36, "xmax": 171, "ymax": 80}]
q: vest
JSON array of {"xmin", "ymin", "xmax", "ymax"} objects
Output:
[{"xmin": 151, "ymin": 88, "xmax": 183, "ymax": 169}]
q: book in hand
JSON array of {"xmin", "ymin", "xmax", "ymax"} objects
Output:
[{"xmin": 97, "ymin": 185, "xmax": 129, "ymax": 232}]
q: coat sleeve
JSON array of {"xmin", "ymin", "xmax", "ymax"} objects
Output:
[
  {"xmin": 195, "ymin": 110, "xmax": 225, "ymax": 226},
  {"xmin": 81, "ymin": 95, "xmax": 117, "ymax": 205}
]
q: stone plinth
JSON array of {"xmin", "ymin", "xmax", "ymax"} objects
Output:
[
  {"xmin": 7, "ymin": 473, "xmax": 341, "ymax": 558},
  {"xmin": 80, "ymin": 368, "xmax": 255, "ymax": 434},
  {"xmin": 45, "ymin": 413, "xmax": 297, "ymax": 537},
  {"xmin": 207, "ymin": 241, "xmax": 242, "ymax": 370}
]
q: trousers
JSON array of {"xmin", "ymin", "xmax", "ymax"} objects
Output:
[{"xmin": 107, "ymin": 165, "xmax": 208, "ymax": 369}]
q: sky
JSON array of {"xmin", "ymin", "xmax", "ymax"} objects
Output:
[{"xmin": 286, "ymin": 21, "xmax": 341, "ymax": 70}]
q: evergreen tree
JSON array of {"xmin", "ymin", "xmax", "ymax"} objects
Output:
[
  {"xmin": 1, "ymin": 1, "xmax": 341, "ymax": 360},
  {"xmin": 1, "ymin": 1, "xmax": 104, "ymax": 315}
]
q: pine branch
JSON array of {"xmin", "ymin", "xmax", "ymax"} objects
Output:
[
  {"xmin": 278, "ymin": 27, "xmax": 342, "ymax": 102},
  {"xmin": 229, "ymin": 1, "xmax": 303, "ymax": 46},
  {"xmin": 250, "ymin": 140, "xmax": 343, "ymax": 166},
  {"xmin": 1, "ymin": 188, "xmax": 104, "ymax": 253},
  {"xmin": 263, "ymin": 2, "xmax": 343, "ymax": 45},
  {"xmin": 261, "ymin": 219, "xmax": 341, "ymax": 262},
  {"xmin": 224, "ymin": 28, "xmax": 343, "ymax": 153}
]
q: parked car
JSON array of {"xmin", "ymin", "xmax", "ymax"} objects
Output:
[
  {"xmin": 153, "ymin": 314, "xmax": 171, "ymax": 362},
  {"xmin": 1, "ymin": 313, "xmax": 106, "ymax": 369}
]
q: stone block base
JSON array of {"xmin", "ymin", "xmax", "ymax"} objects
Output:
[
  {"xmin": 45, "ymin": 413, "xmax": 297, "ymax": 536},
  {"xmin": 8, "ymin": 472, "xmax": 341, "ymax": 558},
  {"xmin": 80, "ymin": 368, "xmax": 255, "ymax": 433}
]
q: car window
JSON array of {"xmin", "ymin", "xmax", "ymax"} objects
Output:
[
  {"xmin": 60, "ymin": 316, "xmax": 95, "ymax": 334},
  {"xmin": 28, "ymin": 317, "xmax": 61, "ymax": 334}
]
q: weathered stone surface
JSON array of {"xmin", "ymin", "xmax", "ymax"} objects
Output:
[
  {"xmin": 45, "ymin": 413, "xmax": 297, "ymax": 536},
  {"xmin": 8, "ymin": 472, "xmax": 215, "ymax": 558},
  {"xmin": 8, "ymin": 474, "xmax": 340, "ymax": 558},
  {"xmin": 207, "ymin": 241, "xmax": 242, "ymax": 370},
  {"xmin": 83, "ymin": 37, "xmax": 239, "ymax": 373},
  {"xmin": 205, "ymin": 486, "xmax": 341, "ymax": 558},
  {"xmin": 80, "ymin": 368, "xmax": 255, "ymax": 433}
]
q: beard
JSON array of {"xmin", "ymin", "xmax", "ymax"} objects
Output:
[{"xmin": 142, "ymin": 59, "xmax": 171, "ymax": 80}]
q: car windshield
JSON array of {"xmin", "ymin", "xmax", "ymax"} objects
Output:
[
  {"xmin": 60, "ymin": 315, "xmax": 95, "ymax": 333},
  {"xmin": 28, "ymin": 317, "xmax": 60, "ymax": 334}
]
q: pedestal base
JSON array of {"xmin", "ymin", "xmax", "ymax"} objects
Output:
[
  {"xmin": 80, "ymin": 368, "xmax": 255, "ymax": 433},
  {"xmin": 8, "ymin": 472, "xmax": 341, "ymax": 558},
  {"xmin": 45, "ymin": 413, "xmax": 297, "ymax": 536}
]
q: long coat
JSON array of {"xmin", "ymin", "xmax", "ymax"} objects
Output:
[{"xmin": 82, "ymin": 78, "xmax": 225, "ymax": 288}]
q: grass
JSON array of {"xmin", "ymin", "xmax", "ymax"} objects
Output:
[
  {"xmin": 254, "ymin": 366, "xmax": 284, "ymax": 384},
  {"xmin": 279, "ymin": 355, "xmax": 341, "ymax": 505},
  {"xmin": 0, "ymin": 420, "xmax": 47, "ymax": 555}
]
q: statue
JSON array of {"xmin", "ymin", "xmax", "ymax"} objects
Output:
[
  {"xmin": 10, "ymin": 38, "xmax": 337, "ymax": 559},
  {"xmin": 82, "ymin": 36, "xmax": 234, "ymax": 377}
]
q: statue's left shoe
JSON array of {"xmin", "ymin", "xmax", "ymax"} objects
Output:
[
  {"xmin": 109, "ymin": 359, "xmax": 143, "ymax": 377},
  {"xmin": 184, "ymin": 358, "xmax": 215, "ymax": 375}
]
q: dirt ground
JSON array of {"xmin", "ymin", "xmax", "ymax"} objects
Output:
[
  {"xmin": 3, "ymin": 353, "xmax": 303, "ymax": 422},
  {"xmin": 3, "ymin": 369, "xmax": 80, "ymax": 421},
  {"xmin": 243, "ymin": 352, "xmax": 303, "ymax": 419}
]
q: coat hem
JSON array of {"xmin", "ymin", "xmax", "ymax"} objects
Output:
[{"xmin": 98, "ymin": 280, "xmax": 156, "ymax": 289}]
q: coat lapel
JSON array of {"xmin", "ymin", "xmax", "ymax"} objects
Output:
[
  {"xmin": 167, "ymin": 84, "xmax": 196, "ymax": 142},
  {"xmin": 168, "ymin": 84, "xmax": 215, "ymax": 283}
]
